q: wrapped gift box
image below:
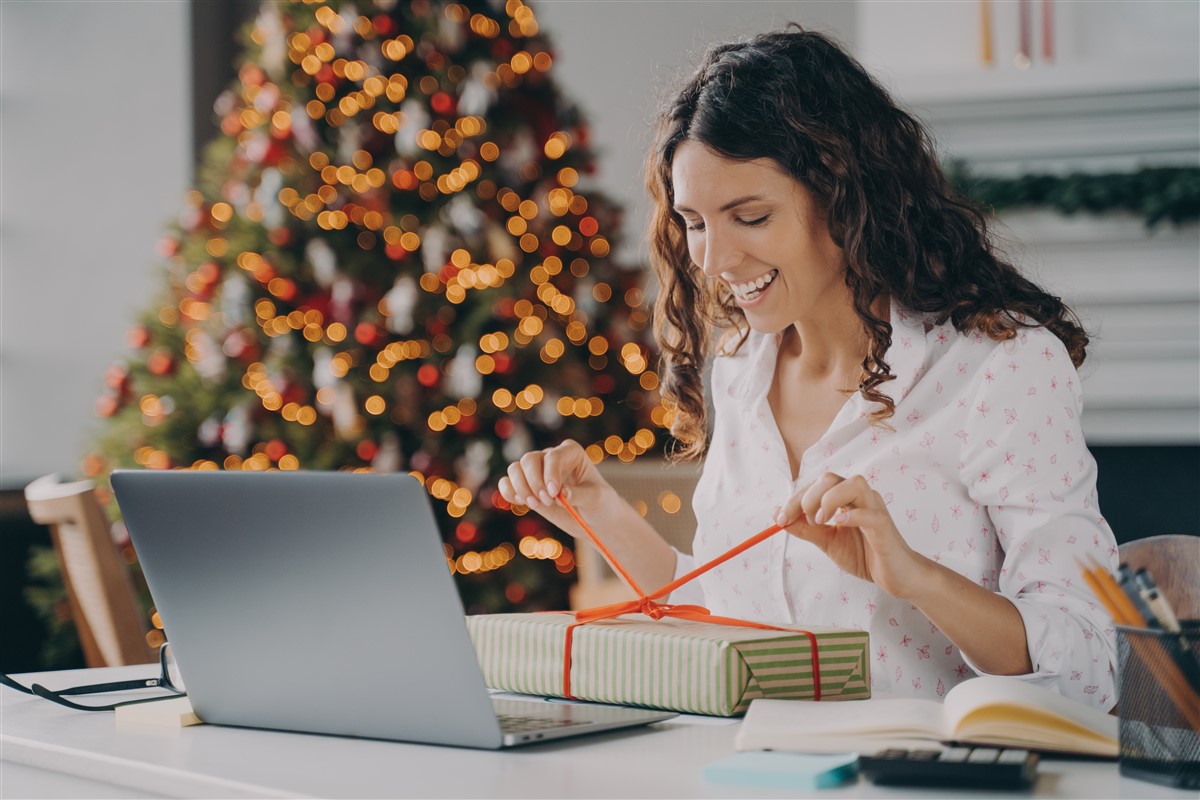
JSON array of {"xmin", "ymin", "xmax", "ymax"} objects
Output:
[{"xmin": 466, "ymin": 612, "xmax": 870, "ymax": 716}]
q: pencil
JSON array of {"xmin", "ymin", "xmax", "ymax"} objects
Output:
[{"xmin": 1079, "ymin": 560, "xmax": 1200, "ymax": 729}]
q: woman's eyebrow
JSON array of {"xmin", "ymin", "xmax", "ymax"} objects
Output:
[{"xmin": 673, "ymin": 194, "xmax": 768, "ymax": 214}]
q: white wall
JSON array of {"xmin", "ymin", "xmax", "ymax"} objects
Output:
[
  {"xmin": 534, "ymin": 1, "xmax": 857, "ymax": 264},
  {"xmin": 0, "ymin": 0, "xmax": 191, "ymax": 484}
]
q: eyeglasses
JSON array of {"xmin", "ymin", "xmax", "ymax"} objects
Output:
[{"xmin": 0, "ymin": 642, "xmax": 186, "ymax": 711}]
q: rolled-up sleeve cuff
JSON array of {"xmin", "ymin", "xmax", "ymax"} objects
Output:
[
  {"xmin": 666, "ymin": 548, "xmax": 705, "ymax": 605},
  {"xmin": 960, "ymin": 598, "xmax": 1057, "ymax": 685},
  {"xmin": 958, "ymin": 597, "xmax": 1117, "ymax": 712}
]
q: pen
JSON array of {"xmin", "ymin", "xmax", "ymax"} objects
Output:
[
  {"xmin": 1116, "ymin": 565, "xmax": 1160, "ymax": 630},
  {"xmin": 1079, "ymin": 559, "xmax": 1200, "ymax": 729},
  {"xmin": 1132, "ymin": 569, "xmax": 1181, "ymax": 634}
]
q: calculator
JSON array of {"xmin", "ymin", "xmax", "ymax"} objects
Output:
[{"xmin": 857, "ymin": 747, "xmax": 1039, "ymax": 789}]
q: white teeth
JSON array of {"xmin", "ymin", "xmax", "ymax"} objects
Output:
[{"xmin": 730, "ymin": 270, "xmax": 777, "ymax": 300}]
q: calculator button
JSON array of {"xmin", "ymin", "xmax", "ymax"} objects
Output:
[
  {"xmin": 909, "ymin": 749, "xmax": 941, "ymax": 760},
  {"xmin": 966, "ymin": 748, "xmax": 1001, "ymax": 763},
  {"xmin": 939, "ymin": 747, "xmax": 971, "ymax": 762},
  {"xmin": 997, "ymin": 749, "xmax": 1032, "ymax": 764}
]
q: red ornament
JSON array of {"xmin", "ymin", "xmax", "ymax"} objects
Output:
[
  {"xmin": 579, "ymin": 216, "xmax": 599, "ymax": 237},
  {"xmin": 126, "ymin": 326, "xmax": 150, "ymax": 349},
  {"xmin": 268, "ymin": 227, "xmax": 292, "ymax": 247},
  {"xmin": 354, "ymin": 322, "xmax": 379, "ymax": 345},
  {"xmin": 104, "ymin": 364, "xmax": 130, "ymax": 390},
  {"xmin": 356, "ymin": 440, "xmax": 378, "ymax": 461},
  {"xmin": 372, "ymin": 15, "xmax": 394, "ymax": 35},
  {"xmin": 594, "ymin": 374, "xmax": 615, "ymax": 394},
  {"xmin": 494, "ymin": 417, "xmax": 515, "ymax": 439},
  {"xmin": 156, "ymin": 237, "xmax": 180, "ymax": 258},
  {"xmin": 95, "ymin": 395, "xmax": 119, "ymax": 418},
  {"xmin": 495, "ymin": 297, "xmax": 517, "ymax": 318},
  {"xmin": 265, "ymin": 440, "xmax": 288, "ymax": 462},
  {"xmin": 492, "ymin": 351, "xmax": 512, "ymax": 374},
  {"xmin": 417, "ymin": 364, "xmax": 439, "ymax": 387},
  {"xmin": 455, "ymin": 415, "xmax": 479, "ymax": 434},
  {"xmin": 147, "ymin": 350, "xmax": 175, "ymax": 377},
  {"xmin": 430, "ymin": 91, "xmax": 455, "ymax": 115},
  {"xmin": 516, "ymin": 517, "xmax": 542, "ymax": 537},
  {"xmin": 454, "ymin": 521, "xmax": 478, "ymax": 544},
  {"xmin": 385, "ymin": 242, "xmax": 408, "ymax": 261}
]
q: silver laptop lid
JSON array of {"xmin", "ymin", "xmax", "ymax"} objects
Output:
[{"xmin": 111, "ymin": 470, "xmax": 504, "ymax": 748}]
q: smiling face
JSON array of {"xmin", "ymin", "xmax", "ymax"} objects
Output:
[{"xmin": 670, "ymin": 140, "xmax": 846, "ymax": 335}]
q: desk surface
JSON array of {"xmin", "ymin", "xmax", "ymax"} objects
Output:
[{"xmin": 1, "ymin": 666, "xmax": 1193, "ymax": 799}]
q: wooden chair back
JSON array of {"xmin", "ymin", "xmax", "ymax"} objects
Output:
[
  {"xmin": 24, "ymin": 474, "xmax": 153, "ymax": 667},
  {"xmin": 1117, "ymin": 534, "xmax": 1199, "ymax": 620}
]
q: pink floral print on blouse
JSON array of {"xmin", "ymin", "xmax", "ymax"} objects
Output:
[{"xmin": 670, "ymin": 301, "xmax": 1118, "ymax": 709}]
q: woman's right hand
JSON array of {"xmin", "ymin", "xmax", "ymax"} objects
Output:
[{"xmin": 496, "ymin": 439, "xmax": 610, "ymax": 531}]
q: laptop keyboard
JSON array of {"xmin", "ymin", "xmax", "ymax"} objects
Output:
[{"xmin": 496, "ymin": 713, "xmax": 593, "ymax": 733}]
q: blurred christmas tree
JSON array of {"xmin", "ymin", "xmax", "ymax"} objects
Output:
[{"xmin": 71, "ymin": 0, "xmax": 667, "ymax": 649}]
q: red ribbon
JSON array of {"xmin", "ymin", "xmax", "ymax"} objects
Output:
[{"xmin": 556, "ymin": 494, "xmax": 822, "ymax": 703}]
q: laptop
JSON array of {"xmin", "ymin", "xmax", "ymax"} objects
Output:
[{"xmin": 110, "ymin": 469, "xmax": 675, "ymax": 748}]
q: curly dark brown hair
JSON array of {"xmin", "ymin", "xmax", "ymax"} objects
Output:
[{"xmin": 647, "ymin": 27, "xmax": 1088, "ymax": 459}]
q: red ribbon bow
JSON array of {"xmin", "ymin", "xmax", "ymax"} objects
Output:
[{"xmin": 556, "ymin": 494, "xmax": 822, "ymax": 702}]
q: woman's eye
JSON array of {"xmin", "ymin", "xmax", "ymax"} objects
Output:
[
  {"xmin": 685, "ymin": 221, "xmax": 705, "ymax": 232},
  {"xmin": 739, "ymin": 215, "xmax": 769, "ymax": 227}
]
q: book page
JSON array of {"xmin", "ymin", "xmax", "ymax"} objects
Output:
[
  {"xmin": 943, "ymin": 677, "xmax": 1117, "ymax": 754},
  {"xmin": 736, "ymin": 697, "xmax": 946, "ymax": 752}
]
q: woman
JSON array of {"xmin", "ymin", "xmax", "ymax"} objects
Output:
[{"xmin": 498, "ymin": 28, "xmax": 1117, "ymax": 709}]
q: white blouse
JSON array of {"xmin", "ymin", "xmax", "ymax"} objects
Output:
[{"xmin": 670, "ymin": 301, "xmax": 1118, "ymax": 709}]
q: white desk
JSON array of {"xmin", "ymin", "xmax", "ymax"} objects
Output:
[{"xmin": 1, "ymin": 666, "xmax": 1193, "ymax": 799}]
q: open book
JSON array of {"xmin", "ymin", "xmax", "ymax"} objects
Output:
[{"xmin": 737, "ymin": 677, "xmax": 1117, "ymax": 758}]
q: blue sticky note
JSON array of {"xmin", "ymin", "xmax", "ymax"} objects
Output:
[{"xmin": 703, "ymin": 751, "xmax": 858, "ymax": 790}]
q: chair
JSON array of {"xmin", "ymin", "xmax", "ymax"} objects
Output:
[
  {"xmin": 569, "ymin": 459, "xmax": 702, "ymax": 610},
  {"xmin": 1117, "ymin": 534, "xmax": 1199, "ymax": 620},
  {"xmin": 24, "ymin": 474, "xmax": 153, "ymax": 667}
]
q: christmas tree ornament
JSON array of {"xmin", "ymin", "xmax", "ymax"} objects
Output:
[{"xmin": 384, "ymin": 275, "xmax": 418, "ymax": 333}]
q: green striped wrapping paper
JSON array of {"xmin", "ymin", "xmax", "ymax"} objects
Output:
[{"xmin": 466, "ymin": 613, "xmax": 870, "ymax": 716}]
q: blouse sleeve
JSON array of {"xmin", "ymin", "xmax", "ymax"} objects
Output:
[{"xmin": 957, "ymin": 330, "xmax": 1118, "ymax": 711}]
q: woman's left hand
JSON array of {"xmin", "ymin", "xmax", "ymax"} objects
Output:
[{"xmin": 774, "ymin": 472, "xmax": 930, "ymax": 601}]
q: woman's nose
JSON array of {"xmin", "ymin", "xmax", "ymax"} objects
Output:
[{"xmin": 699, "ymin": 230, "xmax": 741, "ymax": 277}]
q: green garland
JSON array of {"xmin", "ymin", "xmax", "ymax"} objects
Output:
[{"xmin": 949, "ymin": 164, "xmax": 1200, "ymax": 227}]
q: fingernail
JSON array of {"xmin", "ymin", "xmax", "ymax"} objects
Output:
[
  {"xmin": 547, "ymin": 482, "xmax": 559, "ymax": 497},
  {"xmin": 813, "ymin": 508, "xmax": 827, "ymax": 525},
  {"xmin": 540, "ymin": 491, "xmax": 553, "ymax": 506},
  {"xmin": 515, "ymin": 495, "xmax": 527, "ymax": 507},
  {"xmin": 830, "ymin": 508, "xmax": 847, "ymax": 526},
  {"xmin": 774, "ymin": 510, "xmax": 786, "ymax": 526}
]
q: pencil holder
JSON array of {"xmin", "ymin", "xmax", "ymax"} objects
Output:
[{"xmin": 1116, "ymin": 622, "xmax": 1200, "ymax": 789}]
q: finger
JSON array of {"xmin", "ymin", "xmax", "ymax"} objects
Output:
[
  {"xmin": 822, "ymin": 505, "xmax": 888, "ymax": 532},
  {"xmin": 506, "ymin": 461, "xmax": 537, "ymax": 507},
  {"xmin": 816, "ymin": 474, "xmax": 882, "ymax": 526},
  {"xmin": 800, "ymin": 472, "xmax": 846, "ymax": 525},
  {"xmin": 497, "ymin": 476, "xmax": 515, "ymax": 505},
  {"xmin": 774, "ymin": 494, "xmax": 809, "ymax": 528},
  {"xmin": 519, "ymin": 450, "xmax": 553, "ymax": 507},
  {"xmin": 541, "ymin": 443, "xmax": 579, "ymax": 501}
]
